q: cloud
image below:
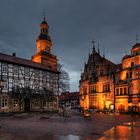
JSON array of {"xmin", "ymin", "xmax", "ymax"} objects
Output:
[
  {"xmin": 68, "ymin": 70, "xmax": 81, "ymax": 91},
  {"xmin": 0, "ymin": 0, "xmax": 140, "ymax": 91}
]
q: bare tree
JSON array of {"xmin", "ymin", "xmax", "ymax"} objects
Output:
[
  {"xmin": 9, "ymin": 86, "xmax": 34, "ymax": 111},
  {"xmin": 58, "ymin": 63, "xmax": 70, "ymax": 93},
  {"xmin": 9, "ymin": 86, "xmax": 56, "ymax": 112},
  {"xmin": 38, "ymin": 87, "xmax": 56, "ymax": 112}
]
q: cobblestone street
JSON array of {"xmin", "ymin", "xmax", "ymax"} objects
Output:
[
  {"xmin": 0, "ymin": 112, "xmax": 139, "ymax": 140},
  {"xmin": 99, "ymin": 122, "xmax": 140, "ymax": 140}
]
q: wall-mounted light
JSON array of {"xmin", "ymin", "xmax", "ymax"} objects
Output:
[{"xmin": 128, "ymin": 103, "xmax": 132, "ymax": 106}]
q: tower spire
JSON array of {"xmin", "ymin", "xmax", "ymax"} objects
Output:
[
  {"xmin": 136, "ymin": 34, "xmax": 138, "ymax": 43},
  {"xmin": 92, "ymin": 40, "xmax": 96, "ymax": 53},
  {"xmin": 98, "ymin": 43, "xmax": 100, "ymax": 54},
  {"xmin": 43, "ymin": 12, "xmax": 46, "ymax": 21},
  {"xmin": 32, "ymin": 17, "xmax": 57, "ymax": 70},
  {"xmin": 88, "ymin": 47, "xmax": 91, "ymax": 58},
  {"xmin": 103, "ymin": 49, "xmax": 105, "ymax": 58}
]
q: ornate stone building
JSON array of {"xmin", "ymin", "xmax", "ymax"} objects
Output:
[
  {"xmin": 0, "ymin": 17, "xmax": 59, "ymax": 112},
  {"xmin": 79, "ymin": 43, "xmax": 117, "ymax": 110},
  {"xmin": 115, "ymin": 43, "xmax": 140, "ymax": 113},
  {"xmin": 80, "ymin": 43, "xmax": 140, "ymax": 113}
]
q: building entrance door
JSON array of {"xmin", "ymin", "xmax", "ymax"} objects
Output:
[
  {"xmin": 24, "ymin": 97, "xmax": 30, "ymax": 112},
  {"xmin": 132, "ymin": 106, "xmax": 139, "ymax": 114},
  {"xmin": 118, "ymin": 104, "xmax": 125, "ymax": 112}
]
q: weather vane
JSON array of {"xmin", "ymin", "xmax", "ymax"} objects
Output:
[
  {"xmin": 92, "ymin": 40, "xmax": 95, "ymax": 45},
  {"xmin": 43, "ymin": 12, "xmax": 46, "ymax": 21}
]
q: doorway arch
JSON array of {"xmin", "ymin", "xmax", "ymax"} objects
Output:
[
  {"xmin": 24, "ymin": 97, "xmax": 30, "ymax": 112},
  {"xmin": 118, "ymin": 104, "xmax": 125, "ymax": 112}
]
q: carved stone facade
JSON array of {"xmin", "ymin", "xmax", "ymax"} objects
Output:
[
  {"xmin": 115, "ymin": 43, "xmax": 140, "ymax": 113},
  {"xmin": 79, "ymin": 44, "xmax": 117, "ymax": 110},
  {"xmin": 80, "ymin": 43, "xmax": 140, "ymax": 113}
]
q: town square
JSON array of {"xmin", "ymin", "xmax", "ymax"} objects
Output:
[{"xmin": 0, "ymin": 0, "xmax": 140, "ymax": 139}]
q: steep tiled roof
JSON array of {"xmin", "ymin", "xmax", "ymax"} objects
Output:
[
  {"xmin": 0, "ymin": 53, "xmax": 59, "ymax": 73},
  {"xmin": 59, "ymin": 92, "xmax": 79, "ymax": 102}
]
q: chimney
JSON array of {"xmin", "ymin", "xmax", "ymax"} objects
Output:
[{"xmin": 12, "ymin": 52, "xmax": 16, "ymax": 57}]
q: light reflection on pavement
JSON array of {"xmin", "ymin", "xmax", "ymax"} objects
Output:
[
  {"xmin": 0, "ymin": 113, "xmax": 140, "ymax": 140},
  {"xmin": 54, "ymin": 135, "xmax": 81, "ymax": 140},
  {"xmin": 99, "ymin": 122, "xmax": 140, "ymax": 140}
]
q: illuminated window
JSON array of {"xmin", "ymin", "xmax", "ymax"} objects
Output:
[
  {"xmin": 103, "ymin": 84, "xmax": 110, "ymax": 92},
  {"xmin": 13, "ymin": 99, "xmax": 18, "ymax": 108}
]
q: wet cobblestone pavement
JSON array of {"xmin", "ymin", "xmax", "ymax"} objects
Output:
[
  {"xmin": 0, "ymin": 112, "xmax": 139, "ymax": 140},
  {"xmin": 99, "ymin": 122, "xmax": 140, "ymax": 140}
]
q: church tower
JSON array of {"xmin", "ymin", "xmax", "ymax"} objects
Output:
[{"xmin": 32, "ymin": 17, "xmax": 58, "ymax": 70}]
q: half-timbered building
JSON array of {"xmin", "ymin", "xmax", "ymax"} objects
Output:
[{"xmin": 0, "ymin": 17, "xmax": 59, "ymax": 112}]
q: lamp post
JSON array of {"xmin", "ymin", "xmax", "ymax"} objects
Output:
[{"xmin": 112, "ymin": 71, "xmax": 116, "ymax": 112}]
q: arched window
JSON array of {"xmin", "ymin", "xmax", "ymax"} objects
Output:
[{"xmin": 130, "ymin": 71, "xmax": 132, "ymax": 78}]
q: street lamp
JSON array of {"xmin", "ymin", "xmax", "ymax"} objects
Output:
[
  {"xmin": 81, "ymin": 94, "xmax": 86, "ymax": 100},
  {"xmin": 112, "ymin": 71, "xmax": 116, "ymax": 112},
  {"xmin": 80, "ymin": 93, "xmax": 86, "ymax": 110},
  {"xmin": 128, "ymin": 93, "xmax": 132, "ymax": 114},
  {"xmin": 0, "ymin": 79, "xmax": 4, "ymax": 94}
]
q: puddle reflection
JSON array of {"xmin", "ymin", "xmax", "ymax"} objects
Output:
[
  {"xmin": 52, "ymin": 135, "xmax": 93, "ymax": 140},
  {"xmin": 55, "ymin": 135, "xmax": 81, "ymax": 140}
]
